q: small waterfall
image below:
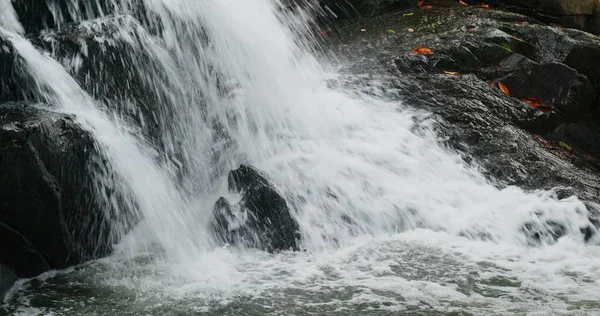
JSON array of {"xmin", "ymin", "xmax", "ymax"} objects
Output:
[{"xmin": 0, "ymin": 0, "xmax": 595, "ymax": 267}]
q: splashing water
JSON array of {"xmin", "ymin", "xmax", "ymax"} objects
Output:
[{"xmin": 1, "ymin": 0, "xmax": 600, "ymax": 314}]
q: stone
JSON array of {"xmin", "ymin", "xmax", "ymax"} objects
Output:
[
  {"xmin": 211, "ymin": 165, "xmax": 300, "ymax": 252},
  {"xmin": 0, "ymin": 102, "xmax": 126, "ymax": 281},
  {"xmin": 323, "ymin": 2, "xmax": 600, "ymax": 239},
  {"xmin": 0, "ymin": 263, "xmax": 17, "ymax": 302},
  {"xmin": 320, "ymin": 0, "xmax": 418, "ymax": 18}
]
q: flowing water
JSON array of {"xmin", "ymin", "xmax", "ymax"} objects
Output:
[{"xmin": 1, "ymin": 0, "xmax": 600, "ymax": 315}]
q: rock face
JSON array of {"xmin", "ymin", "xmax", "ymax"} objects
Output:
[
  {"xmin": 211, "ymin": 165, "xmax": 300, "ymax": 252},
  {"xmin": 497, "ymin": 0, "xmax": 600, "ymax": 34},
  {"xmin": 0, "ymin": 264, "xmax": 17, "ymax": 301},
  {"xmin": 323, "ymin": 2, "xmax": 600, "ymax": 242},
  {"xmin": 320, "ymin": 0, "xmax": 419, "ymax": 17},
  {"xmin": 321, "ymin": 0, "xmax": 600, "ymax": 34},
  {"xmin": 0, "ymin": 103, "xmax": 123, "ymax": 297}
]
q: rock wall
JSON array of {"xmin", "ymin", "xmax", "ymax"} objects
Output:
[{"xmin": 321, "ymin": 0, "xmax": 600, "ymax": 34}]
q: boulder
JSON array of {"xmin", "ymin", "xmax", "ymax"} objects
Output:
[
  {"xmin": 0, "ymin": 264, "xmax": 17, "ymax": 302},
  {"xmin": 211, "ymin": 165, "xmax": 300, "ymax": 252},
  {"xmin": 0, "ymin": 102, "xmax": 125, "ymax": 284}
]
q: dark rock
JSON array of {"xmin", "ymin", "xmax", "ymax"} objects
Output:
[
  {"xmin": 0, "ymin": 102, "xmax": 126, "ymax": 280},
  {"xmin": 323, "ymin": 4, "xmax": 600, "ymax": 204},
  {"xmin": 0, "ymin": 38, "xmax": 35, "ymax": 103},
  {"xmin": 211, "ymin": 165, "xmax": 300, "ymax": 252},
  {"xmin": 521, "ymin": 220, "xmax": 567, "ymax": 245},
  {"xmin": 0, "ymin": 264, "xmax": 17, "ymax": 302},
  {"xmin": 319, "ymin": 0, "xmax": 419, "ymax": 18},
  {"xmin": 11, "ymin": 0, "xmax": 129, "ymax": 34},
  {"xmin": 497, "ymin": 0, "xmax": 600, "ymax": 34}
]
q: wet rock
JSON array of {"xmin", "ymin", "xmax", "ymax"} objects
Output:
[
  {"xmin": 0, "ymin": 38, "xmax": 34, "ymax": 103},
  {"xmin": 320, "ymin": 0, "xmax": 419, "ymax": 18},
  {"xmin": 0, "ymin": 102, "xmax": 125, "ymax": 279},
  {"xmin": 0, "ymin": 264, "xmax": 17, "ymax": 302},
  {"xmin": 11, "ymin": 0, "xmax": 131, "ymax": 34},
  {"xmin": 521, "ymin": 220, "xmax": 567, "ymax": 245},
  {"xmin": 211, "ymin": 165, "xmax": 300, "ymax": 252},
  {"xmin": 498, "ymin": 0, "xmax": 600, "ymax": 34},
  {"xmin": 323, "ymin": 3, "xmax": 600, "ymax": 204}
]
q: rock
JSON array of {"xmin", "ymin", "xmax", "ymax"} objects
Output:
[
  {"xmin": 0, "ymin": 264, "xmax": 17, "ymax": 302},
  {"xmin": 0, "ymin": 38, "xmax": 34, "ymax": 103},
  {"xmin": 498, "ymin": 0, "xmax": 600, "ymax": 34},
  {"xmin": 319, "ymin": 0, "xmax": 418, "ymax": 18},
  {"xmin": 11, "ymin": 0, "xmax": 129, "ymax": 34},
  {"xmin": 211, "ymin": 165, "xmax": 300, "ymax": 252},
  {"xmin": 0, "ymin": 103, "xmax": 126, "ymax": 281},
  {"xmin": 323, "ymin": 3, "xmax": 600, "ymax": 209},
  {"xmin": 521, "ymin": 220, "xmax": 567, "ymax": 245}
]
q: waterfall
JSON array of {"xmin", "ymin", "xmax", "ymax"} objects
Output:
[
  {"xmin": 1, "ymin": 0, "xmax": 594, "ymax": 260},
  {"xmin": 2, "ymin": 1, "xmax": 600, "ymax": 314}
]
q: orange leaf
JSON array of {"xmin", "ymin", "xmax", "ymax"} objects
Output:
[
  {"xmin": 443, "ymin": 70, "xmax": 459, "ymax": 76},
  {"xmin": 521, "ymin": 97, "xmax": 539, "ymax": 102},
  {"xmin": 410, "ymin": 46, "xmax": 432, "ymax": 54},
  {"xmin": 421, "ymin": 5, "xmax": 433, "ymax": 9},
  {"xmin": 417, "ymin": 0, "xmax": 425, "ymax": 7},
  {"xmin": 497, "ymin": 82, "xmax": 509, "ymax": 95},
  {"xmin": 475, "ymin": 4, "xmax": 489, "ymax": 8},
  {"xmin": 459, "ymin": 0, "xmax": 468, "ymax": 5}
]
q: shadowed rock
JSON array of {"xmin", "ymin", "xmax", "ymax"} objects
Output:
[
  {"xmin": 211, "ymin": 165, "xmax": 300, "ymax": 252},
  {"xmin": 0, "ymin": 102, "xmax": 132, "ymax": 299}
]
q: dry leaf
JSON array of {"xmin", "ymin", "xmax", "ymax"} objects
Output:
[
  {"xmin": 497, "ymin": 82, "xmax": 509, "ymax": 95},
  {"xmin": 475, "ymin": 4, "xmax": 490, "ymax": 8},
  {"xmin": 459, "ymin": 0, "xmax": 468, "ymax": 5},
  {"xmin": 443, "ymin": 70, "xmax": 459, "ymax": 76},
  {"xmin": 416, "ymin": 0, "xmax": 425, "ymax": 7},
  {"xmin": 421, "ymin": 5, "xmax": 433, "ymax": 9},
  {"xmin": 410, "ymin": 46, "xmax": 432, "ymax": 54}
]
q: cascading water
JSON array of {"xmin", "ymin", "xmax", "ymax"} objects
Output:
[{"xmin": 1, "ymin": 0, "xmax": 600, "ymax": 315}]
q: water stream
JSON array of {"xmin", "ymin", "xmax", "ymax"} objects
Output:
[{"xmin": 1, "ymin": 0, "xmax": 599, "ymax": 314}]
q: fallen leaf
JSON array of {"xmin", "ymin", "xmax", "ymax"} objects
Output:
[
  {"xmin": 410, "ymin": 46, "xmax": 433, "ymax": 54},
  {"xmin": 443, "ymin": 70, "xmax": 459, "ymax": 76},
  {"xmin": 459, "ymin": 0, "xmax": 468, "ymax": 5},
  {"xmin": 380, "ymin": 34, "xmax": 388, "ymax": 39},
  {"xmin": 475, "ymin": 4, "xmax": 489, "ymax": 8},
  {"xmin": 500, "ymin": 43, "xmax": 511, "ymax": 51},
  {"xmin": 319, "ymin": 27, "xmax": 331, "ymax": 36},
  {"xmin": 407, "ymin": 28, "xmax": 414, "ymax": 32},
  {"xmin": 521, "ymin": 97, "xmax": 539, "ymax": 102},
  {"xmin": 497, "ymin": 82, "xmax": 509, "ymax": 95},
  {"xmin": 416, "ymin": 0, "xmax": 425, "ymax": 7},
  {"xmin": 403, "ymin": 12, "xmax": 415, "ymax": 17},
  {"xmin": 559, "ymin": 141, "xmax": 572, "ymax": 151},
  {"xmin": 421, "ymin": 5, "xmax": 433, "ymax": 9},
  {"xmin": 387, "ymin": 29, "xmax": 396, "ymax": 33},
  {"xmin": 515, "ymin": 17, "xmax": 526, "ymax": 24}
]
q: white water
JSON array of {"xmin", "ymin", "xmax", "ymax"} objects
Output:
[{"xmin": 1, "ymin": 0, "xmax": 600, "ymax": 314}]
